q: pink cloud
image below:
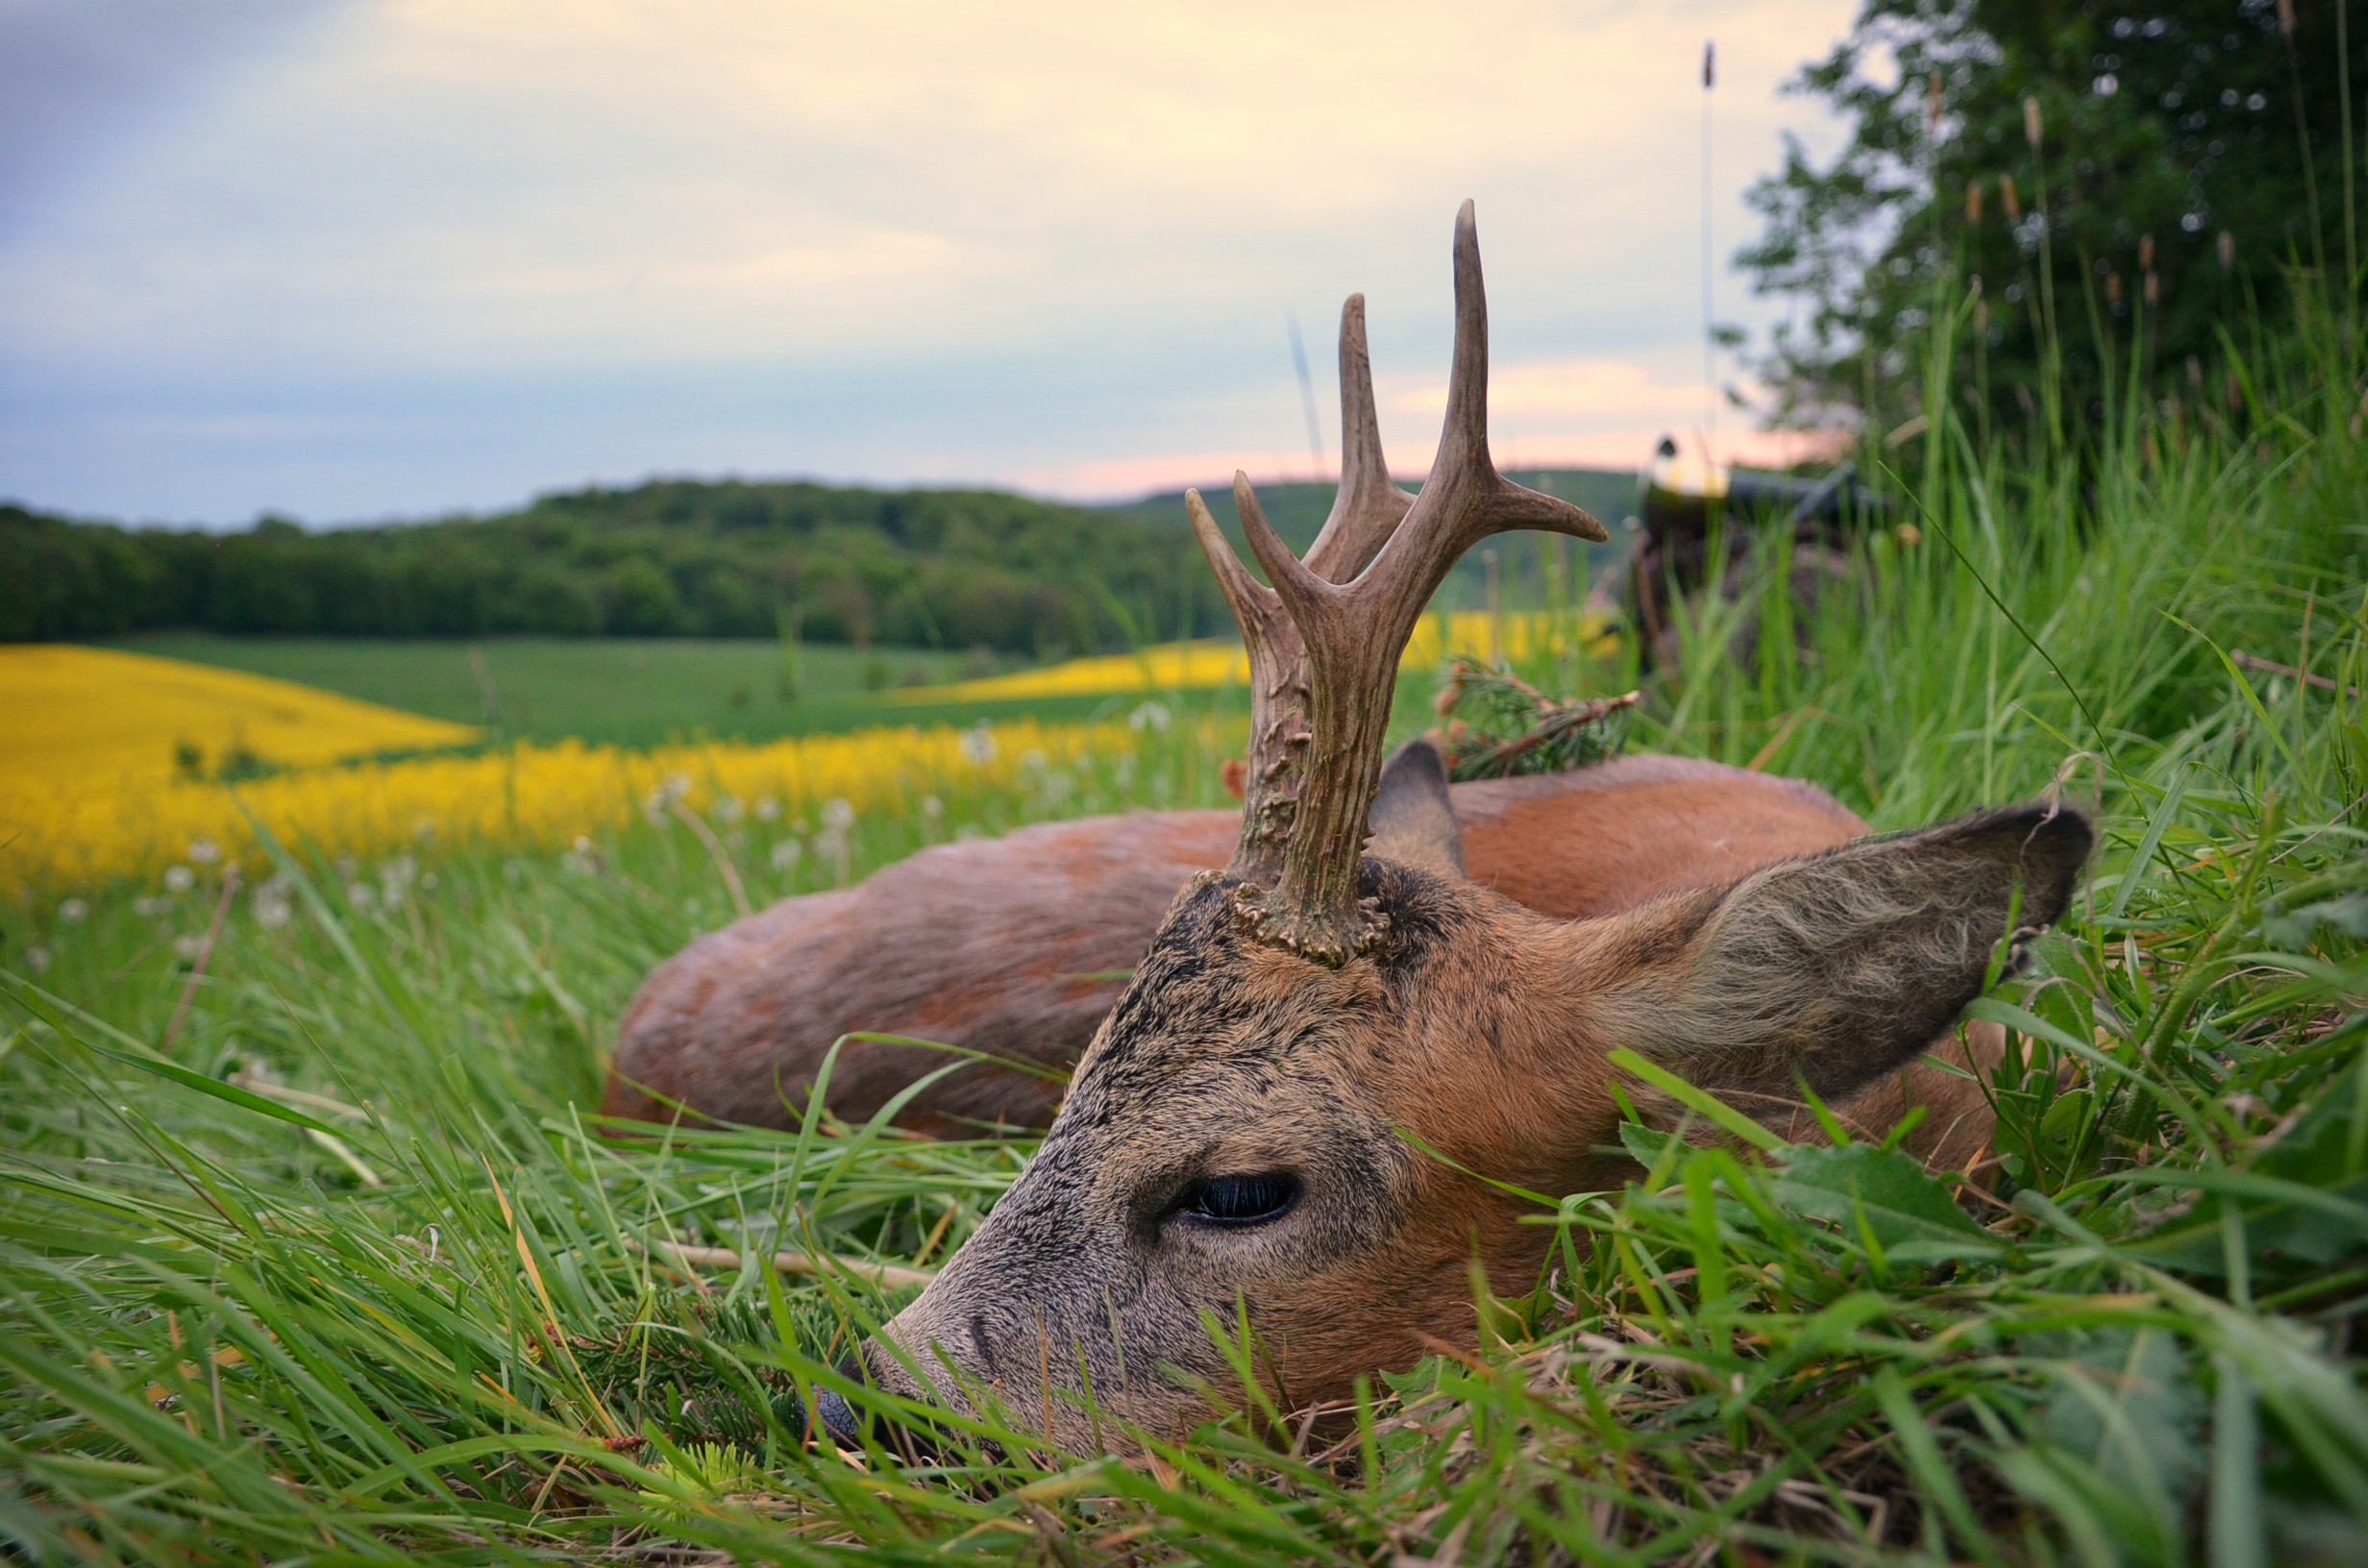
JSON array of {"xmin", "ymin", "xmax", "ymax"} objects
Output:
[{"xmin": 1008, "ymin": 361, "xmax": 1853, "ymax": 502}]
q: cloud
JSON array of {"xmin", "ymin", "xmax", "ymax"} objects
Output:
[
  {"xmin": 1394, "ymin": 358, "xmax": 1709, "ymax": 422},
  {"xmin": 0, "ymin": 0, "xmax": 1859, "ymax": 521},
  {"xmin": 0, "ymin": 0, "xmax": 342, "ymax": 237}
]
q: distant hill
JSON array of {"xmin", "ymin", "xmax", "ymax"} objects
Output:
[
  {"xmin": 0, "ymin": 467, "xmax": 1642, "ymax": 650},
  {"xmin": 1115, "ymin": 467, "xmax": 1640, "ymax": 604},
  {"xmin": 1110, "ymin": 467, "xmax": 1638, "ymax": 551}
]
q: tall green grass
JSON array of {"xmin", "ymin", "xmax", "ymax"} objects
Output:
[{"xmin": 4, "ymin": 310, "xmax": 2364, "ymax": 1562}]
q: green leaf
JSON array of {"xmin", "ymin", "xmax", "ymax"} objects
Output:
[
  {"xmin": 2262, "ymin": 893, "xmax": 2368, "ymax": 948},
  {"xmin": 1616, "ymin": 1119, "xmax": 1684, "ymax": 1168},
  {"xmin": 1772, "ymin": 1142, "xmax": 2001, "ymax": 1260},
  {"xmin": 2209, "ymin": 1352, "xmax": 2268, "ymax": 1568},
  {"xmin": 2022, "ymin": 1325, "xmax": 2207, "ymax": 1507},
  {"xmin": 1873, "ymin": 1364, "xmax": 2004, "ymax": 1566}
]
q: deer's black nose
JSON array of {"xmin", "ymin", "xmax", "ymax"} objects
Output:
[
  {"xmin": 814, "ymin": 1355, "xmax": 868, "ymax": 1448},
  {"xmin": 814, "ymin": 1351, "xmax": 958, "ymax": 1465}
]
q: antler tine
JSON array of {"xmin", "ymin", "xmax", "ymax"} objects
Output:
[
  {"xmin": 1431, "ymin": 200, "xmax": 1493, "ymax": 501},
  {"xmin": 1360, "ymin": 201, "xmax": 1611, "ymax": 591},
  {"xmin": 1231, "ymin": 472, "xmax": 1333, "ymax": 612},
  {"xmin": 1302, "ymin": 294, "xmax": 1414, "ymax": 583},
  {"xmin": 1186, "ymin": 484, "xmax": 1315, "ymax": 882},
  {"xmin": 1183, "ymin": 485, "xmax": 1279, "ymax": 627}
]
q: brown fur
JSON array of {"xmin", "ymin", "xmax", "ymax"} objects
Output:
[
  {"xmin": 851, "ymin": 797, "xmax": 2088, "ymax": 1449},
  {"xmin": 810, "ymin": 209, "xmax": 2086, "ymax": 1449},
  {"xmin": 604, "ymin": 755, "xmax": 1865, "ymax": 1132},
  {"xmin": 831, "ymin": 204, "xmax": 2090, "ymax": 1446}
]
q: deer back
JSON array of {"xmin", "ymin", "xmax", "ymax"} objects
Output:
[{"xmin": 603, "ymin": 756, "xmax": 1866, "ymax": 1134}]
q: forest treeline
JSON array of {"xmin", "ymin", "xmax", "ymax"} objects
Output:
[{"xmin": 0, "ymin": 480, "xmax": 1233, "ymax": 655}]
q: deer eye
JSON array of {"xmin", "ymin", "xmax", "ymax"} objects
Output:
[{"xmin": 1173, "ymin": 1173, "xmax": 1300, "ymax": 1227}]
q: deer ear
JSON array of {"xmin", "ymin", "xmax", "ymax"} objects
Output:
[
  {"xmin": 1592, "ymin": 804, "xmax": 2091, "ymax": 1106},
  {"xmin": 1366, "ymin": 739, "xmax": 1464, "ymax": 875}
]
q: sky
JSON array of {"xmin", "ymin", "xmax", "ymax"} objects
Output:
[{"xmin": 0, "ymin": 0, "xmax": 1861, "ymax": 527}]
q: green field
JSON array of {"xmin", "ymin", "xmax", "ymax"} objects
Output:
[{"xmin": 106, "ymin": 633, "xmax": 1039, "ymax": 747}]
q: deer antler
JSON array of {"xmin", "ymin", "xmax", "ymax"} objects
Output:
[
  {"xmin": 1186, "ymin": 201, "xmax": 1609, "ymax": 963},
  {"xmin": 1302, "ymin": 292, "xmax": 1414, "ymax": 581}
]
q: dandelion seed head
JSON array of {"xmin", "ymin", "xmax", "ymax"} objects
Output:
[{"xmin": 163, "ymin": 866, "xmax": 196, "ymax": 894}]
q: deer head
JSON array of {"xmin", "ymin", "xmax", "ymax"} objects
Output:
[{"xmin": 830, "ymin": 204, "xmax": 2090, "ymax": 1453}]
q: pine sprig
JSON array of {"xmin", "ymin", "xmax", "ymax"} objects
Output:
[{"xmin": 1432, "ymin": 659, "xmax": 1639, "ymax": 781}]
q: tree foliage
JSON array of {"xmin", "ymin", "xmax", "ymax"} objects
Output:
[
  {"xmin": 1739, "ymin": 0, "xmax": 2365, "ymax": 434},
  {"xmin": 0, "ymin": 480, "xmax": 1225, "ymax": 654}
]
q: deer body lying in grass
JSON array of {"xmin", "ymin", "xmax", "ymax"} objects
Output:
[
  {"xmin": 604, "ymin": 757, "xmax": 1893, "ymax": 1133},
  {"xmin": 603, "ymin": 290, "xmax": 2010, "ymax": 1155},
  {"xmin": 802, "ymin": 205, "xmax": 2088, "ymax": 1452}
]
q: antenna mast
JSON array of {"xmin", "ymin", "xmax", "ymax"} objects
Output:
[
  {"xmin": 1701, "ymin": 37, "xmax": 1716, "ymax": 467},
  {"xmin": 1287, "ymin": 310, "xmax": 1327, "ymax": 482}
]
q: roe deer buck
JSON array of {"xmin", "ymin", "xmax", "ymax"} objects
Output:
[
  {"xmin": 604, "ymin": 280, "xmax": 1950, "ymax": 1144},
  {"xmin": 604, "ymin": 759, "xmax": 1889, "ymax": 1134},
  {"xmin": 824, "ymin": 203, "xmax": 2088, "ymax": 1452}
]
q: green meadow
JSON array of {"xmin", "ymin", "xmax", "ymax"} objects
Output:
[
  {"xmin": 108, "ymin": 633, "xmax": 986, "ymax": 748},
  {"xmin": 6, "ymin": 311, "xmax": 2367, "ymax": 1565}
]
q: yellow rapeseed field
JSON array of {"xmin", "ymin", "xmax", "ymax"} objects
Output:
[
  {"xmin": 3, "ymin": 710, "xmax": 1149, "ymax": 897},
  {"xmin": 1, "ymin": 645, "xmax": 479, "ymax": 785},
  {"xmin": 898, "ymin": 610, "xmax": 1615, "ymax": 703},
  {"xmin": 0, "ymin": 641, "xmax": 1165, "ymax": 895},
  {"xmin": 899, "ymin": 640, "xmax": 1250, "ymax": 703},
  {"xmin": 4, "ymin": 618, "xmax": 1603, "ymax": 897}
]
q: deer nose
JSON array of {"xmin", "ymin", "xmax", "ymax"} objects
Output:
[
  {"xmin": 816, "ymin": 1350, "xmax": 961, "ymax": 1465},
  {"xmin": 814, "ymin": 1355, "xmax": 869, "ymax": 1448}
]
